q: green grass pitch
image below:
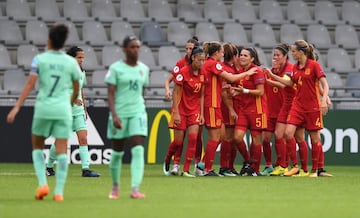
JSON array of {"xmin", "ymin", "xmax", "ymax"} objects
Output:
[{"xmin": 0, "ymin": 164, "xmax": 359, "ymax": 218}]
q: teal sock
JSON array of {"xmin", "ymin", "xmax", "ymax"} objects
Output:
[
  {"xmin": 32, "ymin": 149, "xmax": 47, "ymax": 187},
  {"xmin": 79, "ymin": 145, "xmax": 90, "ymax": 169},
  {"xmin": 131, "ymin": 145, "xmax": 144, "ymax": 189},
  {"xmin": 47, "ymin": 144, "xmax": 56, "ymax": 168},
  {"xmin": 55, "ymin": 154, "xmax": 68, "ymax": 196},
  {"xmin": 109, "ymin": 150, "xmax": 124, "ymax": 184}
]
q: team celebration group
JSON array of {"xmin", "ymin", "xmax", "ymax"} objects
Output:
[
  {"xmin": 162, "ymin": 36, "xmax": 333, "ymax": 179},
  {"xmin": 5, "ymin": 22, "xmax": 332, "ymax": 202}
]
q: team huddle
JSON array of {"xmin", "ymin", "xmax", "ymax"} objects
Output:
[{"xmin": 163, "ymin": 37, "xmax": 333, "ymax": 178}]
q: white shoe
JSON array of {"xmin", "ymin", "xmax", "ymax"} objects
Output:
[
  {"xmin": 194, "ymin": 164, "xmax": 205, "ymax": 176},
  {"xmin": 163, "ymin": 162, "xmax": 170, "ymax": 176},
  {"xmin": 170, "ymin": 164, "xmax": 179, "ymax": 176}
]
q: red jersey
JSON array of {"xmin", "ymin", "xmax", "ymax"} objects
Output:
[
  {"xmin": 171, "ymin": 56, "xmax": 190, "ymax": 76},
  {"xmin": 281, "ymin": 61, "xmax": 296, "ymax": 107},
  {"xmin": 237, "ymin": 64, "xmax": 267, "ymax": 114},
  {"xmin": 221, "ymin": 62, "xmax": 237, "ymax": 125},
  {"xmin": 202, "ymin": 57, "xmax": 224, "ymax": 108},
  {"xmin": 173, "ymin": 65, "xmax": 204, "ymax": 115},
  {"xmin": 291, "ymin": 59, "xmax": 325, "ymax": 112}
]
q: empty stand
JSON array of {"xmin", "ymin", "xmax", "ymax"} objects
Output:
[
  {"xmin": 342, "ymin": 0, "xmax": 360, "ymax": 25},
  {"xmin": 102, "ymin": 45, "xmax": 125, "ymax": 68},
  {"xmin": 232, "ymin": 0, "xmax": 259, "ymax": 24},
  {"xmin": 79, "ymin": 45, "xmax": 103, "ymax": 71},
  {"xmin": 280, "ymin": 24, "xmax": 303, "ymax": 45},
  {"xmin": 17, "ymin": 44, "xmax": 39, "ymax": 70},
  {"xmin": 345, "ymin": 73, "xmax": 360, "ymax": 97},
  {"xmin": 158, "ymin": 46, "xmax": 182, "ymax": 71},
  {"xmin": 177, "ymin": 0, "xmax": 206, "ymax": 23},
  {"xmin": 82, "ymin": 21, "xmax": 112, "ymax": 46},
  {"xmin": 0, "ymin": 20, "xmax": 24, "ymax": 45},
  {"xmin": 0, "ymin": 44, "xmax": 17, "ymax": 70},
  {"xmin": 306, "ymin": 24, "xmax": 335, "ymax": 49},
  {"xmin": 91, "ymin": 0, "xmax": 118, "ymax": 22},
  {"xmin": 167, "ymin": 21, "xmax": 191, "ymax": 47},
  {"xmin": 251, "ymin": 23, "xmax": 276, "ymax": 48},
  {"xmin": 120, "ymin": 0, "xmax": 151, "ymax": 22},
  {"xmin": 204, "ymin": 0, "xmax": 231, "ymax": 24},
  {"xmin": 35, "ymin": 0, "xmax": 62, "ymax": 22},
  {"xmin": 60, "ymin": 20, "xmax": 84, "ymax": 45},
  {"xmin": 223, "ymin": 22, "xmax": 250, "ymax": 46},
  {"xmin": 287, "ymin": 0, "xmax": 315, "ymax": 25},
  {"xmin": 195, "ymin": 22, "xmax": 221, "ymax": 43},
  {"xmin": 355, "ymin": 49, "xmax": 360, "ymax": 70},
  {"xmin": 63, "ymin": 0, "xmax": 92, "ymax": 22},
  {"xmin": 110, "ymin": 21, "xmax": 135, "ymax": 45},
  {"xmin": 25, "ymin": 20, "xmax": 48, "ymax": 46},
  {"xmin": 139, "ymin": 21, "xmax": 172, "ymax": 46},
  {"xmin": 90, "ymin": 70, "xmax": 107, "ymax": 96},
  {"xmin": 326, "ymin": 48, "xmax": 355, "ymax": 74},
  {"xmin": 326, "ymin": 72, "xmax": 346, "ymax": 97},
  {"xmin": 2, "ymin": 69, "xmax": 28, "ymax": 95},
  {"xmin": 335, "ymin": 24, "xmax": 360, "ymax": 49},
  {"xmin": 314, "ymin": 1, "xmax": 344, "ymax": 25},
  {"xmin": 259, "ymin": 0, "xmax": 286, "ymax": 24},
  {"xmin": 148, "ymin": 0, "xmax": 178, "ymax": 22},
  {"xmin": 139, "ymin": 45, "xmax": 160, "ymax": 70},
  {"xmin": 6, "ymin": 0, "xmax": 35, "ymax": 21}
]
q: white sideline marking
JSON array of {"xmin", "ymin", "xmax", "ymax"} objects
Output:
[{"xmin": 0, "ymin": 172, "xmax": 35, "ymax": 176}]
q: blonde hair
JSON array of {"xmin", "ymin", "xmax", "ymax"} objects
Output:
[{"xmin": 294, "ymin": 40, "xmax": 316, "ymax": 60}]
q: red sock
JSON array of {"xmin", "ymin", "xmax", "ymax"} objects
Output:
[
  {"xmin": 220, "ymin": 140, "xmax": 231, "ymax": 168},
  {"xmin": 275, "ymin": 138, "xmax": 287, "ymax": 168},
  {"xmin": 286, "ymin": 137, "xmax": 298, "ymax": 166},
  {"xmin": 236, "ymin": 141, "xmax": 250, "ymax": 162},
  {"xmin": 229, "ymin": 142, "xmax": 237, "ymax": 170},
  {"xmin": 298, "ymin": 140, "xmax": 309, "ymax": 172},
  {"xmin": 195, "ymin": 132, "xmax": 203, "ymax": 164},
  {"xmin": 318, "ymin": 143, "xmax": 324, "ymax": 169},
  {"xmin": 262, "ymin": 141, "xmax": 272, "ymax": 166},
  {"xmin": 250, "ymin": 144, "xmax": 262, "ymax": 172},
  {"xmin": 173, "ymin": 140, "xmax": 184, "ymax": 165},
  {"xmin": 203, "ymin": 140, "xmax": 219, "ymax": 172},
  {"xmin": 183, "ymin": 134, "xmax": 197, "ymax": 172},
  {"xmin": 311, "ymin": 141, "xmax": 321, "ymax": 171},
  {"xmin": 165, "ymin": 141, "xmax": 182, "ymax": 163}
]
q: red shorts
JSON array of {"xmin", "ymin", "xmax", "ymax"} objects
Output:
[
  {"xmin": 277, "ymin": 103, "xmax": 291, "ymax": 124},
  {"xmin": 235, "ymin": 113, "xmax": 267, "ymax": 131},
  {"xmin": 204, "ymin": 107, "xmax": 223, "ymax": 129},
  {"xmin": 169, "ymin": 112, "xmax": 200, "ymax": 130},
  {"xmin": 264, "ymin": 117, "xmax": 277, "ymax": 132},
  {"xmin": 221, "ymin": 102, "xmax": 235, "ymax": 127},
  {"xmin": 287, "ymin": 108, "xmax": 323, "ymax": 131}
]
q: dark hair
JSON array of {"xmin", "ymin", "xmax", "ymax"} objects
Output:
[
  {"xmin": 189, "ymin": 46, "xmax": 204, "ymax": 64},
  {"xmin": 243, "ymin": 47, "xmax": 261, "ymax": 66},
  {"xmin": 274, "ymin": 43, "xmax": 289, "ymax": 56},
  {"xmin": 122, "ymin": 35, "xmax": 138, "ymax": 47},
  {"xmin": 223, "ymin": 43, "xmax": 238, "ymax": 62},
  {"xmin": 49, "ymin": 24, "xmax": 68, "ymax": 49},
  {"xmin": 66, "ymin": 46, "xmax": 83, "ymax": 58},
  {"xmin": 187, "ymin": 36, "xmax": 200, "ymax": 47},
  {"xmin": 203, "ymin": 41, "xmax": 222, "ymax": 57}
]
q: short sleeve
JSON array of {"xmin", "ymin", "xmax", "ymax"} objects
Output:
[
  {"xmin": 104, "ymin": 66, "xmax": 116, "ymax": 85},
  {"xmin": 211, "ymin": 62, "xmax": 224, "ymax": 75},
  {"xmin": 174, "ymin": 72, "xmax": 184, "ymax": 86},
  {"xmin": 30, "ymin": 55, "xmax": 39, "ymax": 75}
]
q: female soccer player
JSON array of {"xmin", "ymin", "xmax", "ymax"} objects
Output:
[
  {"xmin": 267, "ymin": 40, "xmax": 332, "ymax": 177},
  {"xmin": 7, "ymin": 24, "xmax": 80, "ymax": 201},
  {"xmin": 231, "ymin": 47, "xmax": 267, "ymax": 176},
  {"xmin": 163, "ymin": 36, "xmax": 203, "ymax": 176},
  {"xmin": 46, "ymin": 46, "xmax": 100, "ymax": 178},
  {"xmin": 199, "ymin": 42, "xmax": 257, "ymax": 176},
  {"xmin": 163, "ymin": 47, "xmax": 205, "ymax": 177},
  {"xmin": 106, "ymin": 35, "xmax": 149, "ymax": 200}
]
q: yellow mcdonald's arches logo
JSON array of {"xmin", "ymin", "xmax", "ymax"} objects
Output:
[{"xmin": 147, "ymin": 109, "xmax": 174, "ymax": 164}]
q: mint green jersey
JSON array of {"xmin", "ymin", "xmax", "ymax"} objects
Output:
[
  {"xmin": 31, "ymin": 50, "xmax": 81, "ymax": 120},
  {"xmin": 105, "ymin": 60, "xmax": 149, "ymax": 118},
  {"xmin": 72, "ymin": 70, "xmax": 87, "ymax": 116}
]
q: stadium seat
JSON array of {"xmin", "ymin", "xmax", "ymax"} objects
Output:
[
  {"xmin": 287, "ymin": 0, "xmax": 315, "ymax": 25},
  {"xmin": 342, "ymin": 0, "xmax": 360, "ymax": 25},
  {"xmin": 17, "ymin": 44, "xmax": 39, "ymax": 70},
  {"xmin": 63, "ymin": 0, "xmax": 92, "ymax": 22},
  {"xmin": 314, "ymin": 1, "xmax": 344, "ymax": 25},
  {"xmin": 306, "ymin": 24, "xmax": 336, "ymax": 49},
  {"xmin": 335, "ymin": 25, "xmax": 360, "ymax": 49},
  {"xmin": 345, "ymin": 73, "xmax": 360, "ymax": 97},
  {"xmin": 203, "ymin": 0, "xmax": 232, "ymax": 24},
  {"xmin": 223, "ymin": 22, "xmax": 250, "ymax": 46},
  {"xmin": 148, "ymin": 0, "xmax": 178, "ymax": 22},
  {"xmin": 326, "ymin": 48, "xmax": 356, "ymax": 74},
  {"xmin": 139, "ymin": 21, "xmax": 172, "ymax": 47},
  {"xmin": 195, "ymin": 22, "xmax": 221, "ymax": 43},
  {"xmin": 60, "ymin": 20, "xmax": 84, "ymax": 45},
  {"xmin": 147, "ymin": 70, "xmax": 169, "ymax": 96},
  {"xmin": 79, "ymin": 45, "xmax": 104, "ymax": 71},
  {"xmin": 0, "ymin": 20, "xmax": 24, "ymax": 45},
  {"xmin": 280, "ymin": 24, "xmax": 303, "ymax": 45},
  {"xmin": 25, "ymin": 20, "xmax": 48, "ymax": 45},
  {"xmin": 91, "ymin": 0, "xmax": 118, "ymax": 22},
  {"xmin": 259, "ymin": 0, "xmax": 286, "ymax": 24},
  {"xmin": 255, "ymin": 47, "xmax": 269, "ymax": 67},
  {"xmin": 35, "ymin": 0, "xmax": 62, "ymax": 22},
  {"xmin": 167, "ymin": 21, "xmax": 191, "ymax": 47},
  {"xmin": 231, "ymin": 0, "xmax": 260, "ymax": 24},
  {"xmin": 110, "ymin": 21, "xmax": 135, "ymax": 45},
  {"xmin": 0, "ymin": 44, "xmax": 17, "ymax": 70},
  {"xmin": 6, "ymin": 0, "xmax": 36, "ymax": 21},
  {"xmin": 336, "ymin": 101, "xmax": 360, "ymax": 110},
  {"xmin": 2, "ymin": 69, "xmax": 28, "ymax": 95},
  {"xmin": 325, "ymin": 72, "xmax": 347, "ymax": 97},
  {"xmin": 90, "ymin": 70, "xmax": 107, "ymax": 96},
  {"xmin": 177, "ymin": 0, "xmax": 206, "ymax": 23},
  {"xmin": 139, "ymin": 45, "xmax": 160, "ymax": 70},
  {"xmin": 120, "ymin": 0, "xmax": 151, "ymax": 22},
  {"xmin": 251, "ymin": 23, "xmax": 276, "ymax": 48},
  {"xmin": 354, "ymin": 49, "xmax": 360, "ymax": 70},
  {"xmin": 82, "ymin": 21, "xmax": 112, "ymax": 46},
  {"xmin": 158, "ymin": 46, "xmax": 182, "ymax": 71},
  {"xmin": 102, "ymin": 45, "xmax": 125, "ymax": 68}
]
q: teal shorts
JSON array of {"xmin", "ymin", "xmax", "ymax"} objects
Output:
[
  {"xmin": 72, "ymin": 114, "xmax": 87, "ymax": 132},
  {"xmin": 107, "ymin": 112, "xmax": 148, "ymax": 139},
  {"xmin": 32, "ymin": 117, "xmax": 72, "ymax": 139}
]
